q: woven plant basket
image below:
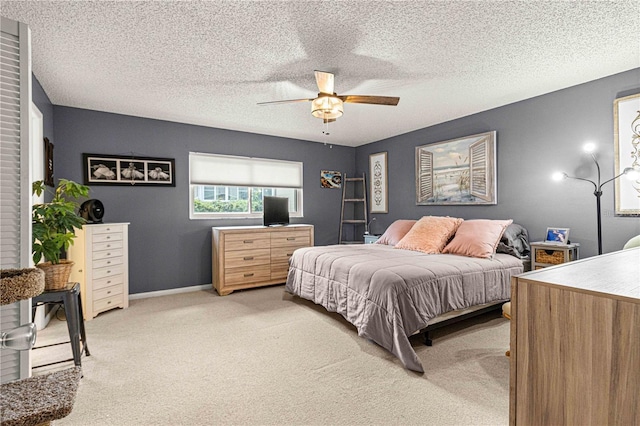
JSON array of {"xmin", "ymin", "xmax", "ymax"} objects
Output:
[{"xmin": 36, "ymin": 260, "xmax": 74, "ymax": 291}]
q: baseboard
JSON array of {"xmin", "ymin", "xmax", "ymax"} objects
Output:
[
  {"xmin": 34, "ymin": 304, "xmax": 59, "ymax": 330},
  {"xmin": 129, "ymin": 284, "xmax": 212, "ymax": 300}
]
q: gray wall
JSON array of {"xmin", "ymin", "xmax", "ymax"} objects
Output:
[
  {"xmin": 32, "ymin": 76, "xmax": 54, "ymax": 143},
  {"xmin": 356, "ymin": 68, "xmax": 640, "ymax": 259},
  {"xmin": 40, "ymin": 68, "xmax": 640, "ymax": 294},
  {"xmin": 52, "ymin": 107, "xmax": 354, "ymax": 294}
]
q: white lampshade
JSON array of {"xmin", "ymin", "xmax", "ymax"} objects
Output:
[
  {"xmin": 623, "ymin": 166, "xmax": 640, "ymax": 180},
  {"xmin": 583, "ymin": 142, "xmax": 597, "ymax": 153},
  {"xmin": 311, "ymin": 96, "xmax": 343, "ymax": 120}
]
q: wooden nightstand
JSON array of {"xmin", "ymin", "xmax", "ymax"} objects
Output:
[{"xmin": 530, "ymin": 242, "xmax": 580, "ymax": 270}]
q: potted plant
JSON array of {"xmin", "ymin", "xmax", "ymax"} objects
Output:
[{"xmin": 32, "ymin": 179, "xmax": 89, "ymax": 290}]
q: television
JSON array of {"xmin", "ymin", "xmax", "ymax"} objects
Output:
[{"xmin": 263, "ymin": 196, "xmax": 289, "ymax": 227}]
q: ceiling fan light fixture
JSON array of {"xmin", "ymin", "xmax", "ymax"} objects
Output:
[{"xmin": 311, "ymin": 95, "xmax": 343, "ymax": 120}]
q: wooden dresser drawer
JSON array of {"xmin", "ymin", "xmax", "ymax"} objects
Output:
[
  {"xmin": 94, "ymin": 293, "xmax": 124, "ymax": 313},
  {"xmin": 225, "ymin": 248, "xmax": 270, "ymax": 268},
  {"xmin": 92, "ymin": 248, "xmax": 123, "ymax": 261},
  {"xmin": 271, "ymin": 246, "xmax": 297, "ymax": 267},
  {"xmin": 92, "ymin": 264, "xmax": 124, "ymax": 280},
  {"xmin": 225, "ymin": 265, "xmax": 271, "ymax": 286},
  {"xmin": 93, "ymin": 284, "xmax": 123, "ymax": 301},
  {"xmin": 271, "ymin": 266, "xmax": 289, "ymax": 281},
  {"xmin": 225, "ymin": 233, "xmax": 270, "ymax": 251},
  {"xmin": 91, "ymin": 224, "xmax": 124, "ymax": 235},
  {"xmin": 93, "ymin": 232, "xmax": 123, "ymax": 244},
  {"xmin": 93, "ymin": 240, "xmax": 123, "ymax": 252},
  {"xmin": 93, "ymin": 274, "xmax": 124, "ymax": 291},
  {"xmin": 93, "ymin": 256, "xmax": 123, "ymax": 269},
  {"xmin": 271, "ymin": 230, "xmax": 311, "ymax": 248}
]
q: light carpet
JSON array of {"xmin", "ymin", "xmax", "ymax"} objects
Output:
[{"xmin": 32, "ymin": 285, "xmax": 511, "ymax": 425}]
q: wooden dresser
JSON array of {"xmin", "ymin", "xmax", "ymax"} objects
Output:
[
  {"xmin": 212, "ymin": 225, "xmax": 314, "ymax": 296},
  {"xmin": 67, "ymin": 223, "xmax": 130, "ymax": 320},
  {"xmin": 509, "ymin": 248, "xmax": 639, "ymax": 425}
]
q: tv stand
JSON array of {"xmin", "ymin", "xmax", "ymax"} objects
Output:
[{"xmin": 212, "ymin": 224, "xmax": 314, "ymax": 295}]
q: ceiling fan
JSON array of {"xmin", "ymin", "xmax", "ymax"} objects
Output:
[{"xmin": 257, "ymin": 70, "xmax": 400, "ymax": 123}]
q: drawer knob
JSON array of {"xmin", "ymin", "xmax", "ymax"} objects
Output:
[
  {"xmin": 244, "ymin": 273, "xmax": 254, "ymax": 277},
  {"xmin": 287, "ymin": 237, "xmax": 295, "ymax": 241},
  {"xmin": 107, "ymin": 280, "xmax": 111, "ymax": 284},
  {"xmin": 107, "ymin": 301, "xmax": 111, "ymax": 305},
  {"xmin": 107, "ymin": 291, "xmax": 111, "ymax": 294},
  {"xmin": 243, "ymin": 240, "xmax": 253, "ymax": 243},
  {"xmin": 107, "ymin": 245, "xmax": 111, "ymax": 248},
  {"xmin": 107, "ymin": 270, "xmax": 111, "ymax": 274},
  {"xmin": 244, "ymin": 256, "xmax": 254, "ymax": 261},
  {"xmin": 107, "ymin": 253, "xmax": 111, "ymax": 256},
  {"xmin": 287, "ymin": 253, "xmax": 293, "ymax": 257},
  {"xmin": 106, "ymin": 236, "xmax": 111, "ymax": 239},
  {"xmin": 107, "ymin": 261, "xmax": 111, "ymax": 264}
]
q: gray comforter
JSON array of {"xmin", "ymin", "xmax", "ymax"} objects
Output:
[{"xmin": 285, "ymin": 244, "xmax": 523, "ymax": 372}]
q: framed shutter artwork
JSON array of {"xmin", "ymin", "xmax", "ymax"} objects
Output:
[
  {"xmin": 415, "ymin": 131, "xmax": 496, "ymax": 205},
  {"xmin": 416, "ymin": 149, "xmax": 434, "ymax": 203}
]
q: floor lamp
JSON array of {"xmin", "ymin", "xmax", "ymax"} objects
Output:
[{"xmin": 552, "ymin": 143, "xmax": 639, "ymax": 255}]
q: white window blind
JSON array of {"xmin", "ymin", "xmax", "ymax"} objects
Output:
[{"xmin": 190, "ymin": 153, "xmax": 303, "ymax": 188}]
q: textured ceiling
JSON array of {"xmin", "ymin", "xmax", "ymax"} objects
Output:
[{"xmin": 2, "ymin": 1, "xmax": 639, "ymax": 147}]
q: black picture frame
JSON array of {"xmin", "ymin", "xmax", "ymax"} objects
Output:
[
  {"xmin": 83, "ymin": 153, "xmax": 175, "ymax": 187},
  {"xmin": 44, "ymin": 137, "xmax": 54, "ymax": 187}
]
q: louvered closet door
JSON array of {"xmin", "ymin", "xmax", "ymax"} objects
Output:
[
  {"xmin": 0, "ymin": 16, "xmax": 32, "ymax": 384},
  {"xmin": 469, "ymin": 133, "xmax": 495, "ymax": 202}
]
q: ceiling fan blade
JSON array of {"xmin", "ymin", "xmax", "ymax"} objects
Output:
[
  {"xmin": 257, "ymin": 98, "xmax": 314, "ymax": 106},
  {"xmin": 339, "ymin": 95, "xmax": 400, "ymax": 106},
  {"xmin": 314, "ymin": 70, "xmax": 335, "ymax": 94}
]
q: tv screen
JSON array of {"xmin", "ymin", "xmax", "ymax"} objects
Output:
[{"xmin": 263, "ymin": 196, "xmax": 289, "ymax": 227}]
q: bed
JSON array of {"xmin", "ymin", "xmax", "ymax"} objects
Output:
[{"xmin": 284, "ymin": 218, "xmax": 529, "ymax": 372}]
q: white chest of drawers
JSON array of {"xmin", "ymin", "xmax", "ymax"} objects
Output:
[{"xmin": 67, "ymin": 223, "xmax": 130, "ymax": 320}]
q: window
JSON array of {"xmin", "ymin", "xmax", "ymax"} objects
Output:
[{"xmin": 189, "ymin": 153, "xmax": 303, "ymax": 219}]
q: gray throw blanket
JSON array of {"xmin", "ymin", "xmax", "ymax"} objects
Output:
[{"xmin": 286, "ymin": 244, "xmax": 523, "ymax": 372}]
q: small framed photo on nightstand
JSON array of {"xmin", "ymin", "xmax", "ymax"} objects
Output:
[{"xmin": 545, "ymin": 227, "xmax": 570, "ymax": 244}]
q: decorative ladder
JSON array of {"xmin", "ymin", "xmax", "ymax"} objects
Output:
[{"xmin": 339, "ymin": 173, "xmax": 369, "ymax": 244}]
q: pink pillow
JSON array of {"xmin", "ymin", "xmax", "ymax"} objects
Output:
[
  {"xmin": 375, "ymin": 220, "xmax": 417, "ymax": 246},
  {"xmin": 443, "ymin": 219, "xmax": 513, "ymax": 258},
  {"xmin": 395, "ymin": 216, "xmax": 463, "ymax": 254}
]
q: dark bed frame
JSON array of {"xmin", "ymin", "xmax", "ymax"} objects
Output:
[{"xmin": 420, "ymin": 302, "xmax": 504, "ymax": 346}]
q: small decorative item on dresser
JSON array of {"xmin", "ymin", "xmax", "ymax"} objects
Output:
[{"xmin": 531, "ymin": 241, "xmax": 580, "ymax": 270}]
